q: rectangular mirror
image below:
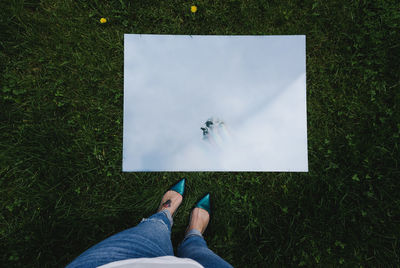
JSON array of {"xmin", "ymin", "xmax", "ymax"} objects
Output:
[{"xmin": 123, "ymin": 34, "xmax": 307, "ymax": 172}]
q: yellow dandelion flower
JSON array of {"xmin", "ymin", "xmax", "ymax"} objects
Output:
[
  {"xmin": 100, "ymin": 18, "xmax": 107, "ymax": 23},
  {"xmin": 191, "ymin": 5, "xmax": 197, "ymax": 13}
]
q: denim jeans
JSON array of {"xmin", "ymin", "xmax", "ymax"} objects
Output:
[{"xmin": 66, "ymin": 210, "xmax": 233, "ymax": 268}]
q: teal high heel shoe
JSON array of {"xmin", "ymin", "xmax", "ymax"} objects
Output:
[
  {"xmin": 195, "ymin": 193, "xmax": 211, "ymax": 214},
  {"xmin": 159, "ymin": 178, "xmax": 186, "ymax": 217},
  {"xmin": 185, "ymin": 193, "xmax": 211, "ymax": 235},
  {"xmin": 170, "ymin": 178, "xmax": 186, "ymax": 196}
]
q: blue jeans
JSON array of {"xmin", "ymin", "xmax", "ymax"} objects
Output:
[{"xmin": 66, "ymin": 210, "xmax": 233, "ymax": 268}]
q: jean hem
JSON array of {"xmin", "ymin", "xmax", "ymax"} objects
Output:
[
  {"xmin": 160, "ymin": 210, "xmax": 173, "ymax": 227},
  {"xmin": 180, "ymin": 229, "xmax": 203, "ymax": 245}
]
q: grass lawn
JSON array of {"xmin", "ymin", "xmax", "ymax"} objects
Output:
[{"xmin": 1, "ymin": 0, "xmax": 399, "ymax": 266}]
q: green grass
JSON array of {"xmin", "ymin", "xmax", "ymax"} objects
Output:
[{"xmin": 1, "ymin": 0, "xmax": 400, "ymax": 266}]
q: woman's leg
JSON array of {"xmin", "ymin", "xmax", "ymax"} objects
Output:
[
  {"xmin": 66, "ymin": 210, "xmax": 174, "ymax": 268},
  {"xmin": 67, "ymin": 190, "xmax": 183, "ymax": 268},
  {"xmin": 177, "ymin": 230, "xmax": 233, "ymax": 268},
  {"xmin": 177, "ymin": 207, "xmax": 233, "ymax": 268}
]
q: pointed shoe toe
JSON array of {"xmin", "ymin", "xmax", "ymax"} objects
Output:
[
  {"xmin": 195, "ymin": 193, "xmax": 211, "ymax": 215},
  {"xmin": 170, "ymin": 178, "xmax": 186, "ymax": 196}
]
